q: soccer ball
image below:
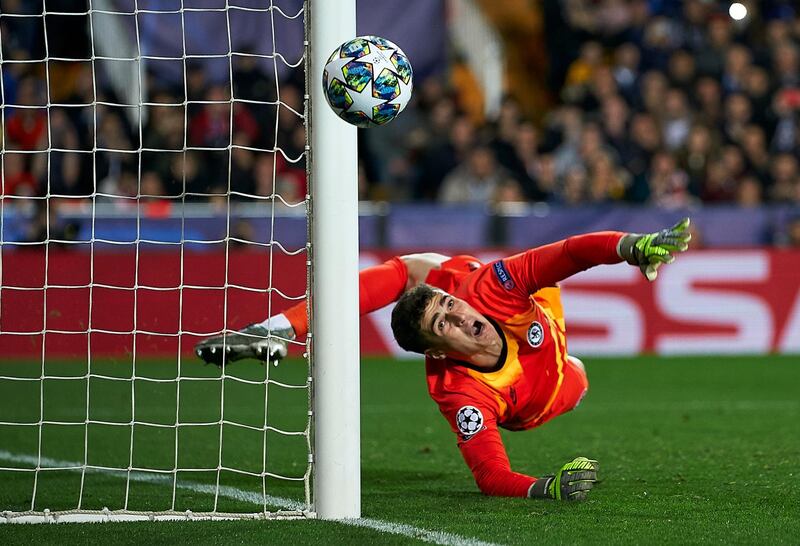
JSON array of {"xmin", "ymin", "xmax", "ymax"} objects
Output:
[{"xmin": 322, "ymin": 35, "xmax": 413, "ymax": 128}]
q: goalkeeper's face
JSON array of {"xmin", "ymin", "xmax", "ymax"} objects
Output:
[{"xmin": 418, "ymin": 290, "xmax": 501, "ymax": 360}]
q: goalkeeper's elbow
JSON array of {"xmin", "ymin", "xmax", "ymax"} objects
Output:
[{"xmin": 475, "ymin": 473, "xmax": 499, "ymax": 496}]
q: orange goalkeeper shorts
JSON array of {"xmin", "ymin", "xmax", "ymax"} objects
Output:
[{"xmin": 546, "ymin": 355, "xmax": 589, "ymax": 418}]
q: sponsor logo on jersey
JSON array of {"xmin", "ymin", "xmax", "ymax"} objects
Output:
[
  {"xmin": 455, "ymin": 405, "xmax": 485, "ymax": 439},
  {"xmin": 527, "ymin": 321, "xmax": 544, "ymax": 348},
  {"xmin": 492, "ymin": 260, "xmax": 515, "ymax": 290}
]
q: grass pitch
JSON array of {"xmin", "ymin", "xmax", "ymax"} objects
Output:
[{"xmin": 1, "ymin": 355, "xmax": 798, "ymax": 544}]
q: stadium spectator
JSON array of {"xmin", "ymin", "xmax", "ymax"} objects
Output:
[
  {"xmin": 625, "ymin": 111, "xmax": 662, "ymax": 199},
  {"xmin": 439, "ymin": 145, "xmax": 503, "ymax": 204},
  {"xmin": 599, "ymin": 94, "xmax": 629, "ymax": 154},
  {"xmin": 722, "ymin": 92, "xmax": 753, "ymax": 144},
  {"xmin": 769, "ymin": 153, "xmax": 800, "ymax": 202},
  {"xmin": 646, "ymin": 151, "xmax": 694, "ymax": 208},
  {"xmin": 167, "ymin": 151, "xmax": 213, "ymax": 200},
  {"xmin": 702, "ymin": 159, "xmax": 737, "ymax": 203},
  {"xmin": 489, "ymin": 97, "xmax": 524, "ymax": 179},
  {"xmin": 771, "ymin": 86, "xmax": 800, "ymax": 152},
  {"xmin": 186, "ymin": 62, "xmax": 209, "ymax": 102},
  {"xmin": 189, "ymin": 85, "xmax": 259, "ymax": 149},
  {"xmin": 667, "ymin": 49, "xmax": 696, "ymax": 94},
  {"xmin": 141, "ymin": 171, "xmax": 172, "ymax": 218},
  {"xmin": 232, "ymin": 51, "xmax": 276, "ymax": 151},
  {"xmin": 612, "ymin": 43, "xmax": 641, "ymax": 103},
  {"xmin": 531, "ymin": 154, "xmax": 558, "ymax": 198},
  {"xmin": 47, "ymin": 109, "xmax": 83, "ymax": 196},
  {"xmin": 693, "ymin": 76, "xmax": 723, "ymax": 127},
  {"xmin": 744, "ymin": 67, "xmax": 772, "ymax": 127},
  {"xmin": 2, "ymin": 152, "xmax": 37, "ymax": 197},
  {"xmin": 550, "ymin": 165, "xmax": 584, "ymax": 206},
  {"xmin": 493, "ymin": 178, "xmax": 527, "ymax": 205},
  {"xmin": 772, "ymin": 41, "xmax": 800, "ymax": 88},
  {"xmin": 144, "ymin": 91, "xmax": 185, "ymax": 156},
  {"xmin": 273, "ymin": 84, "xmax": 304, "ymax": 160},
  {"xmin": 721, "ymin": 44, "xmax": 752, "ymax": 94},
  {"xmin": 96, "ymin": 110, "xmax": 136, "ymax": 199},
  {"xmin": 661, "ymin": 88, "xmax": 692, "ymax": 150},
  {"xmin": 679, "ymin": 124, "xmax": 716, "ymax": 195},
  {"xmin": 228, "ymin": 134, "xmax": 257, "ymax": 200},
  {"xmin": 254, "ymin": 154, "xmax": 277, "ymax": 199},
  {"xmin": 551, "ymin": 105, "xmax": 585, "ymax": 176},
  {"xmin": 588, "ymin": 152, "xmax": 628, "ymax": 202},
  {"xmin": 740, "ymin": 124, "xmax": 771, "ymax": 180},
  {"xmin": 509, "ymin": 121, "xmax": 549, "ymax": 200},
  {"xmin": 696, "ymin": 14, "xmax": 733, "ymax": 77},
  {"xmin": 6, "ymin": 76, "xmax": 47, "ymax": 151},
  {"xmin": 737, "ymin": 175, "xmax": 763, "ymax": 207},
  {"xmin": 414, "ymin": 109, "xmax": 475, "ymax": 201},
  {"xmin": 97, "ymin": 168, "xmax": 138, "ymax": 208}
]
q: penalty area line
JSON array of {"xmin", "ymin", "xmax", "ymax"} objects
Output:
[{"xmin": 0, "ymin": 450, "xmax": 500, "ymax": 546}]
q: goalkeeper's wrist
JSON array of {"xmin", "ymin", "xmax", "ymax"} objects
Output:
[
  {"xmin": 528, "ymin": 476, "xmax": 554, "ymax": 499},
  {"xmin": 616, "ymin": 233, "xmax": 642, "ymax": 265}
]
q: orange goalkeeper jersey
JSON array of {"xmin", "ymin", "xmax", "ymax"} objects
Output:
[{"xmin": 423, "ymin": 232, "xmax": 624, "ymax": 497}]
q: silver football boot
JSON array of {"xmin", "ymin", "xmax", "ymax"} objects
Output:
[{"xmin": 194, "ymin": 323, "xmax": 294, "ymax": 366}]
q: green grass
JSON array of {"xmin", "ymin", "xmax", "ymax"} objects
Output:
[{"xmin": 1, "ymin": 355, "xmax": 798, "ymax": 544}]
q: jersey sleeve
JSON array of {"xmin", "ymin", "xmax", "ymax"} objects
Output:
[
  {"xmin": 460, "ymin": 231, "xmax": 625, "ymax": 317},
  {"xmin": 503, "ymin": 231, "xmax": 624, "ymax": 294},
  {"xmin": 440, "ymin": 401, "xmax": 536, "ymax": 497}
]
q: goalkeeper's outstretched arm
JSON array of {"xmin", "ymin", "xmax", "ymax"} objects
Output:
[{"xmin": 503, "ymin": 218, "xmax": 691, "ymax": 294}]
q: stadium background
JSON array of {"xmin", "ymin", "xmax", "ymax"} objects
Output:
[
  {"xmin": 2, "ymin": 0, "xmax": 800, "ymax": 358},
  {"xmin": 1, "ymin": 1, "xmax": 799, "ymax": 543}
]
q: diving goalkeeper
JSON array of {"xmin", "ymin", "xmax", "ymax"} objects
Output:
[{"xmin": 195, "ymin": 219, "xmax": 691, "ymax": 500}]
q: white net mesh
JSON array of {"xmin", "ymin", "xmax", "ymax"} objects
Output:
[{"xmin": 0, "ymin": 0, "xmax": 313, "ymax": 522}]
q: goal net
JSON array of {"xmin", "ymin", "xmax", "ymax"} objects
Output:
[{"xmin": 0, "ymin": 0, "xmax": 359, "ymax": 523}]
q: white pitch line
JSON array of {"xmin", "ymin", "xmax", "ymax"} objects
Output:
[{"xmin": 0, "ymin": 450, "xmax": 499, "ymax": 546}]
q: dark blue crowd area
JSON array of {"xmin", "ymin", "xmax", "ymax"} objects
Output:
[{"xmin": 1, "ymin": 1, "xmax": 800, "ymax": 248}]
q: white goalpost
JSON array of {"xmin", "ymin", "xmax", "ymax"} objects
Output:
[
  {"xmin": 0, "ymin": 0, "xmax": 359, "ymax": 523},
  {"xmin": 308, "ymin": 0, "xmax": 361, "ymax": 520}
]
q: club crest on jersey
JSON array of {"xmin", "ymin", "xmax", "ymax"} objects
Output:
[
  {"xmin": 455, "ymin": 406, "xmax": 485, "ymax": 439},
  {"xmin": 527, "ymin": 321, "xmax": 544, "ymax": 348},
  {"xmin": 492, "ymin": 260, "xmax": 515, "ymax": 290}
]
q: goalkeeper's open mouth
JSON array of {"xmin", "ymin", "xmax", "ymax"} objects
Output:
[{"xmin": 472, "ymin": 320, "xmax": 484, "ymax": 338}]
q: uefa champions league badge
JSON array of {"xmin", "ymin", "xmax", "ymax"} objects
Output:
[
  {"xmin": 455, "ymin": 406, "xmax": 485, "ymax": 440},
  {"xmin": 527, "ymin": 321, "xmax": 544, "ymax": 348},
  {"xmin": 492, "ymin": 260, "xmax": 515, "ymax": 290}
]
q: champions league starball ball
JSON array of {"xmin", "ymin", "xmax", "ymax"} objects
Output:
[{"xmin": 322, "ymin": 35, "xmax": 413, "ymax": 128}]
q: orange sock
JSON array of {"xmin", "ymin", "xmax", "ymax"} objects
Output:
[
  {"xmin": 283, "ymin": 302, "xmax": 309, "ymax": 338},
  {"xmin": 358, "ymin": 257, "xmax": 409, "ymax": 315},
  {"xmin": 283, "ymin": 257, "xmax": 409, "ymax": 338}
]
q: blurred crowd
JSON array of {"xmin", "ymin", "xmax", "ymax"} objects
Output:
[
  {"xmin": 365, "ymin": 0, "xmax": 800, "ymax": 212},
  {"xmin": 2, "ymin": 0, "xmax": 800, "ymax": 247},
  {"xmin": 1, "ymin": 1, "xmax": 308, "ymax": 211}
]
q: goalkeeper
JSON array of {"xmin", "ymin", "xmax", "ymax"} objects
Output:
[{"xmin": 196, "ymin": 219, "xmax": 691, "ymax": 500}]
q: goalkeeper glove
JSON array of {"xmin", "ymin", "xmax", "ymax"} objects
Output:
[
  {"xmin": 617, "ymin": 218, "xmax": 692, "ymax": 281},
  {"xmin": 528, "ymin": 457, "xmax": 599, "ymax": 501}
]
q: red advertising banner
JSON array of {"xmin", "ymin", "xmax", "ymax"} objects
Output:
[{"xmin": 1, "ymin": 248, "xmax": 799, "ymax": 358}]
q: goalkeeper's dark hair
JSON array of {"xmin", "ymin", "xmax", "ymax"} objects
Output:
[{"xmin": 391, "ymin": 283, "xmax": 437, "ymax": 354}]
